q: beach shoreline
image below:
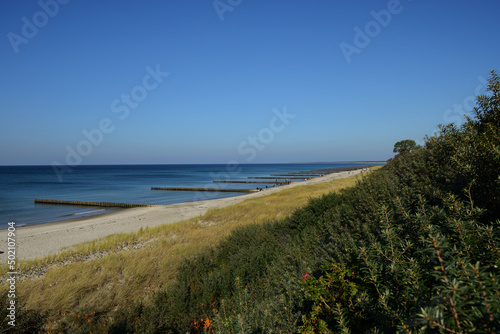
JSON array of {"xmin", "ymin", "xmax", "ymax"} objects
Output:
[{"xmin": 0, "ymin": 168, "xmax": 368, "ymax": 261}]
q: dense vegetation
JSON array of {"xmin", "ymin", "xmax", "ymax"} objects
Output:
[
  {"xmin": 2, "ymin": 71, "xmax": 499, "ymax": 333},
  {"xmin": 392, "ymin": 139, "xmax": 418, "ymax": 154}
]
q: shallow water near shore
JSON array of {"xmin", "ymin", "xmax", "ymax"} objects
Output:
[{"xmin": 0, "ymin": 163, "xmax": 379, "ymax": 229}]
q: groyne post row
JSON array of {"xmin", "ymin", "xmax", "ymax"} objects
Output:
[
  {"xmin": 151, "ymin": 187, "xmax": 258, "ymax": 193},
  {"xmin": 303, "ymin": 165, "xmax": 370, "ymax": 173},
  {"xmin": 34, "ymin": 166, "xmax": 372, "ymax": 208},
  {"xmin": 269, "ymin": 174, "xmax": 322, "ymax": 177},
  {"xmin": 247, "ymin": 176, "xmax": 313, "ymax": 180},
  {"xmin": 279, "ymin": 173, "xmax": 325, "ymax": 176},
  {"xmin": 34, "ymin": 199, "xmax": 161, "ymax": 208},
  {"xmin": 213, "ymin": 180, "xmax": 293, "ymax": 184}
]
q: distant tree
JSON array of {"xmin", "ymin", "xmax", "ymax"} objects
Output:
[{"xmin": 393, "ymin": 139, "xmax": 417, "ymax": 154}]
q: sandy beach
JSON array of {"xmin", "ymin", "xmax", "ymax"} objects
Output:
[{"xmin": 0, "ymin": 169, "xmax": 367, "ymax": 261}]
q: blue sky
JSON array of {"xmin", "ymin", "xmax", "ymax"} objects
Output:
[{"xmin": 1, "ymin": 0, "xmax": 499, "ymax": 165}]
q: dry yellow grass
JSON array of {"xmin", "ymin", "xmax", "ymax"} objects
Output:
[{"xmin": 0, "ymin": 168, "xmax": 379, "ymax": 324}]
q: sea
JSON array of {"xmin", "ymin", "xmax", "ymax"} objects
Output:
[{"xmin": 0, "ymin": 163, "xmax": 377, "ymax": 229}]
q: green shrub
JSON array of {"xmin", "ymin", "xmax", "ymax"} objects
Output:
[{"xmin": 300, "ymin": 263, "xmax": 365, "ymax": 333}]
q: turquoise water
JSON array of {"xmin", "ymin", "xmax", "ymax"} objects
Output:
[{"xmin": 0, "ymin": 163, "xmax": 375, "ymax": 228}]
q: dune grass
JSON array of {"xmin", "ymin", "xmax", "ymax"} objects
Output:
[{"xmin": 0, "ymin": 169, "xmax": 377, "ymax": 325}]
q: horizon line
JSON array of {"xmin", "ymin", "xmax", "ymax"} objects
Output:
[{"xmin": 0, "ymin": 160, "xmax": 388, "ymax": 167}]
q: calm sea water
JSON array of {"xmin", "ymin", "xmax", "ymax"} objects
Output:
[{"xmin": 0, "ymin": 163, "xmax": 373, "ymax": 229}]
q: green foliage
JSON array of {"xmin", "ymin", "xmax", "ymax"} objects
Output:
[
  {"xmin": 212, "ymin": 277, "xmax": 302, "ymax": 333},
  {"xmin": 354, "ymin": 193, "xmax": 500, "ymax": 332},
  {"xmin": 393, "ymin": 139, "xmax": 418, "ymax": 154},
  {"xmin": 48, "ymin": 309, "xmax": 108, "ymax": 334},
  {"xmin": 300, "ymin": 263, "xmax": 364, "ymax": 333}
]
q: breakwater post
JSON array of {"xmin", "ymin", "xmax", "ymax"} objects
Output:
[
  {"xmin": 213, "ymin": 180, "xmax": 293, "ymax": 184},
  {"xmin": 34, "ymin": 199, "xmax": 160, "ymax": 208},
  {"xmin": 151, "ymin": 187, "xmax": 257, "ymax": 193}
]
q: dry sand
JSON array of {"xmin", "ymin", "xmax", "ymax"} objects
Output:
[{"xmin": 0, "ymin": 169, "xmax": 367, "ymax": 261}]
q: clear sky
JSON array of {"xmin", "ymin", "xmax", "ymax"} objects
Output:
[{"xmin": 1, "ymin": 0, "xmax": 499, "ymax": 165}]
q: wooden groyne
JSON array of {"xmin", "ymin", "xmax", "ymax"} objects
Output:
[
  {"xmin": 213, "ymin": 180, "xmax": 292, "ymax": 184},
  {"xmin": 306, "ymin": 166, "xmax": 370, "ymax": 173},
  {"xmin": 34, "ymin": 199, "xmax": 160, "ymax": 208},
  {"xmin": 296, "ymin": 172, "xmax": 329, "ymax": 175},
  {"xmin": 267, "ymin": 166, "xmax": 371, "ymax": 178},
  {"xmin": 247, "ymin": 176, "xmax": 312, "ymax": 180},
  {"xmin": 270, "ymin": 173, "xmax": 324, "ymax": 176},
  {"xmin": 151, "ymin": 187, "xmax": 257, "ymax": 193},
  {"xmin": 269, "ymin": 166, "xmax": 370, "ymax": 178},
  {"xmin": 269, "ymin": 174, "xmax": 321, "ymax": 177}
]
